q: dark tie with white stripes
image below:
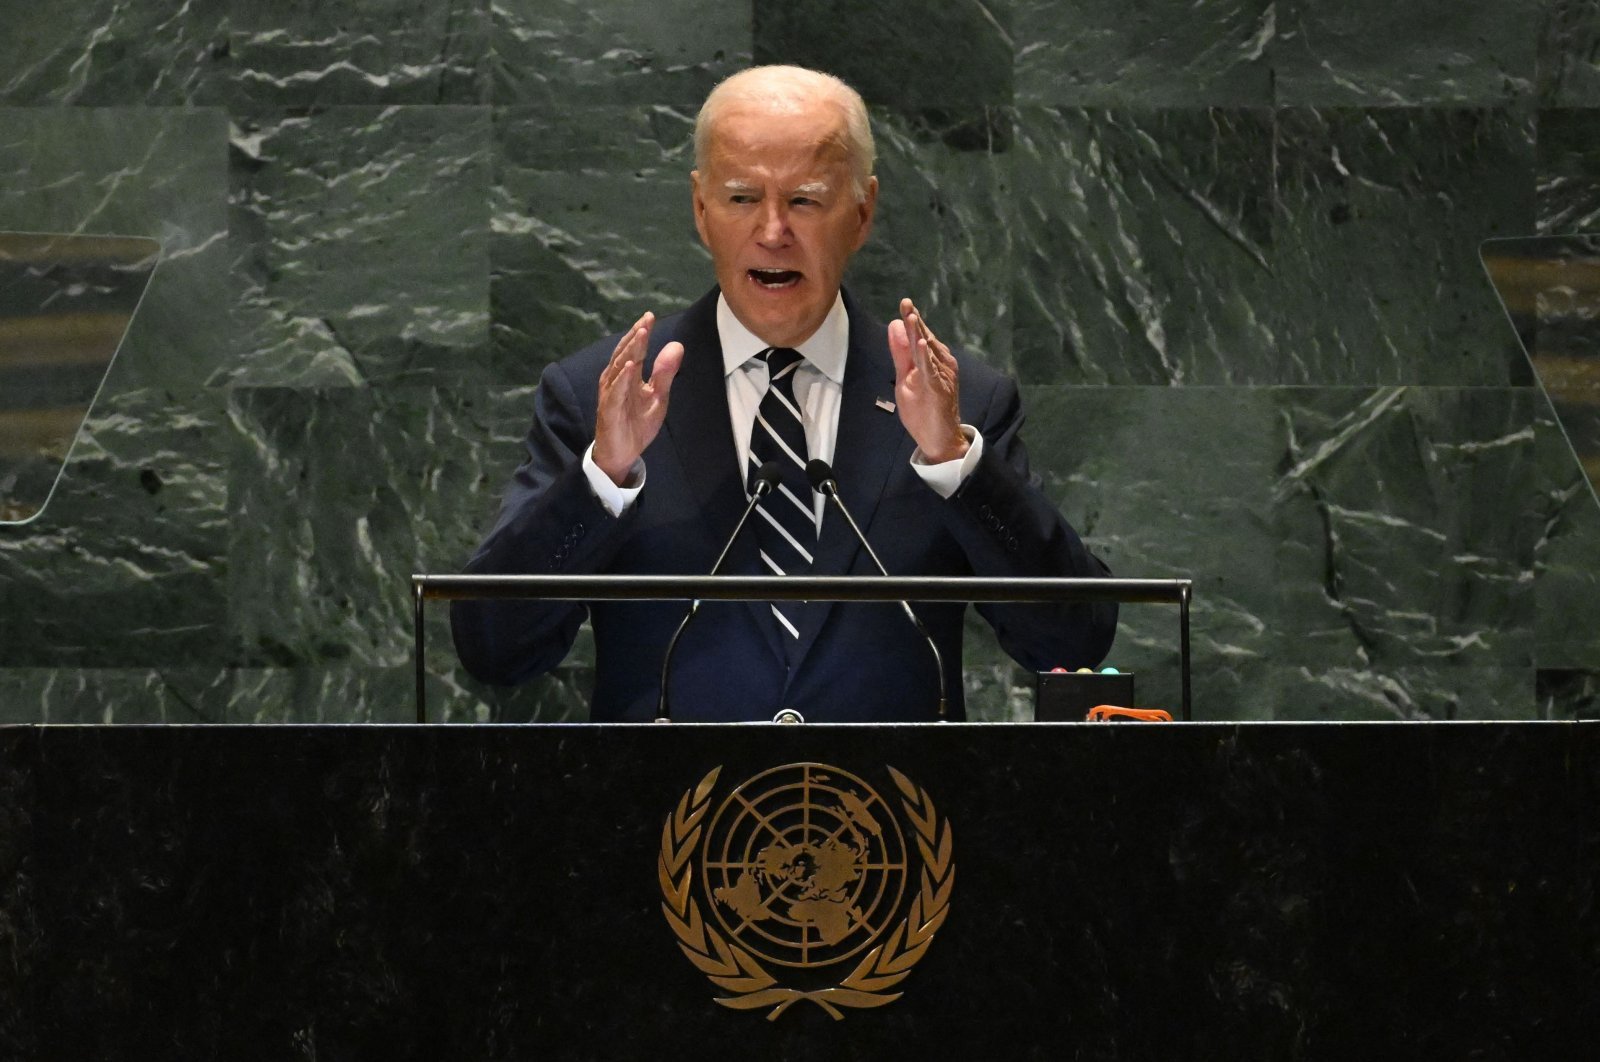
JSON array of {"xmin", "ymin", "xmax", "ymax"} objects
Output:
[{"xmin": 748, "ymin": 346, "xmax": 816, "ymax": 651}]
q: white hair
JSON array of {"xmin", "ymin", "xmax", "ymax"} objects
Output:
[{"xmin": 693, "ymin": 65, "xmax": 876, "ymax": 202}]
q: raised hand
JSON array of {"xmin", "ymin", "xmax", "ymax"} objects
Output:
[
  {"xmin": 592, "ymin": 311, "xmax": 684, "ymax": 485},
  {"xmin": 887, "ymin": 297, "xmax": 967, "ymax": 463}
]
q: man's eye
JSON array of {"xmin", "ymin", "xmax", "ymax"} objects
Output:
[
  {"xmin": 731, "ymin": 194, "xmax": 756, "ymax": 204},
  {"xmin": 791, "ymin": 197, "xmax": 817, "ymax": 207}
]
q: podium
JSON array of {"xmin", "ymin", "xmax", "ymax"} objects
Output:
[{"xmin": 1, "ymin": 721, "xmax": 1595, "ymax": 1058}]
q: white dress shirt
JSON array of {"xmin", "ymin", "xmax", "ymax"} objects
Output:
[{"xmin": 582, "ymin": 292, "xmax": 983, "ymax": 517}]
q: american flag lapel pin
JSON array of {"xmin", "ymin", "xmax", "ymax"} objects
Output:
[{"xmin": 875, "ymin": 398, "xmax": 895, "ymax": 413}]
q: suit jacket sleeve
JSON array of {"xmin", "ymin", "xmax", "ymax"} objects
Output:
[
  {"xmin": 450, "ymin": 355, "xmax": 634, "ymax": 685},
  {"xmin": 944, "ymin": 368, "xmax": 1117, "ymax": 671}
]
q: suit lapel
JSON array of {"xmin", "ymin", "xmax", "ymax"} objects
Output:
[{"xmin": 789, "ymin": 290, "xmax": 909, "ymax": 670}]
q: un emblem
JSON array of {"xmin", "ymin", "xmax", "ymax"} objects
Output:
[{"xmin": 659, "ymin": 762, "xmax": 955, "ymax": 1020}]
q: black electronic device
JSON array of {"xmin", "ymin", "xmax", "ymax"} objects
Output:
[{"xmin": 1034, "ymin": 669, "xmax": 1136, "ymax": 721}]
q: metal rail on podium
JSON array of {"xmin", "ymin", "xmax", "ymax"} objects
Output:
[{"xmin": 410, "ymin": 574, "xmax": 1193, "ymax": 723}]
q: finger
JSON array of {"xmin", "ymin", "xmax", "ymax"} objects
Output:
[
  {"xmin": 603, "ymin": 318, "xmax": 642, "ymax": 377},
  {"xmin": 917, "ymin": 320, "xmax": 948, "ymax": 377},
  {"xmin": 601, "ymin": 335, "xmax": 632, "ymax": 389},
  {"xmin": 899, "ymin": 298, "xmax": 920, "ymax": 346},
  {"xmin": 599, "ymin": 358, "xmax": 640, "ymax": 414},
  {"xmin": 915, "ymin": 340, "xmax": 934, "ymax": 385},
  {"xmin": 901, "ymin": 297, "xmax": 938, "ymax": 344},
  {"xmin": 606, "ymin": 312, "xmax": 654, "ymax": 374},
  {"xmin": 607, "ymin": 314, "xmax": 647, "ymax": 366},
  {"xmin": 887, "ymin": 317, "xmax": 913, "ymax": 380},
  {"xmin": 928, "ymin": 332, "xmax": 947, "ymax": 377},
  {"xmin": 603, "ymin": 331, "xmax": 648, "ymax": 393},
  {"xmin": 649, "ymin": 341, "xmax": 685, "ymax": 398},
  {"xmin": 908, "ymin": 315, "xmax": 935, "ymax": 377},
  {"xmin": 628, "ymin": 310, "xmax": 654, "ymax": 350},
  {"xmin": 908, "ymin": 309, "xmax": 956, "ymax": 379}
]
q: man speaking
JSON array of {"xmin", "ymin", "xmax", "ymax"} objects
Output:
[{"xmin": 452, "ymin": 64, "xmax": 1116, "ymax": 721}]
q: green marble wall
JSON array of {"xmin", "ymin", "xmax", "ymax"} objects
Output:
[{"xmin": 2, "ymin": 0, "xmax": 1596, "ymax": 722}]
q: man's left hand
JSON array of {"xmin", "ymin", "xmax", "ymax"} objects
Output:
[{"xmin": 888, "ymin": 297, "xmax": 968, "ymax": 463}]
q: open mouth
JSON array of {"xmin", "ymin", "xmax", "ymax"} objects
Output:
[{"xmin": 748, "ymin": 267, "xmax": 802, "ymax": 289}]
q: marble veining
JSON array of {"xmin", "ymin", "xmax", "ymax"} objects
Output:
[{"xmin": 0, "ymin": 1, "xmax": 1596, "ymax": 721}]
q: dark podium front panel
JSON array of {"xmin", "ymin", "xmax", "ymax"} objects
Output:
[{"xmin": 1, "ymin": 722, "xmax": 1596, "ymax": 1060}]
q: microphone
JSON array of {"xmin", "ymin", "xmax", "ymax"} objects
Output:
[
  {"xmin": 805, "ymin": 459, "xmax": 948, "ymax": 719},
  {"xmin": 656, "ymin": 460, "xmax": 781, "ymax": 721}
]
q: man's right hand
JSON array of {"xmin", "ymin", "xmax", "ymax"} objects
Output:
[{"xmin": 592, "ymin": 311, "xmax": 684, "ymax": 486}]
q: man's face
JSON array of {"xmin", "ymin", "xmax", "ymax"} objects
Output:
[{"xmin": 691, "ymin": 100, "xmax": 877, "ymax": 349}]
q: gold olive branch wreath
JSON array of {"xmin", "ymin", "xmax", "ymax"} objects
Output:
[{"xmin": 658, "ymin": 765, "xmax": 955, "ymax": 1021}]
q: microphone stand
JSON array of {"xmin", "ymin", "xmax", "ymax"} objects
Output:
[
  {"xmin": 806, "ymin": 459, "xmax": 948, "ymax": 719},
  {"xmin": 655, "ymin": 461, "xmax": 780, "ymax": 722}
]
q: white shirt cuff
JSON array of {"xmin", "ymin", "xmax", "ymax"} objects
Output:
[
  {"xmin": 910, "ymin": 425, "xmax": 983, "ymax": 499},
  {"xmin": 582, "ymin": 443, "xmax": 645, "ymax": 517}
]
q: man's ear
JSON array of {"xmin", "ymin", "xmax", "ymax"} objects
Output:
[
  {"xmin": 852, "ymin": 174, "xmax": 879, "ymax": 252},
  {"xmin": 690, "ymin": 170, "xmax": 709, "ymax": 247}
]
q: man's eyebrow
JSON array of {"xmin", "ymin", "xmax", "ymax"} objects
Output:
[{"xmin": 717, "ymin": 178, "xmax": 832, "ymax": 196}]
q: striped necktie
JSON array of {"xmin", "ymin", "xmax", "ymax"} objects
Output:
[{"xmin": 748, "ymin": 346, "xmax": 817, "ymax": 647}]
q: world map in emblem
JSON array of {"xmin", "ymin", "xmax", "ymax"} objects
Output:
[{"xmin": 701, "ymin": 762, "xmax": 909, "ymax": 969}]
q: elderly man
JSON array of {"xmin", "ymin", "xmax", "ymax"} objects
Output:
[{"xmin": 453, "ymin": 65, "xmax": 1115, "ymax": 721}]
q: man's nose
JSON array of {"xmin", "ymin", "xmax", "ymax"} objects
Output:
[{"xmin": 758, "ymin": 202, "xmax": 791, "ymax": 244}]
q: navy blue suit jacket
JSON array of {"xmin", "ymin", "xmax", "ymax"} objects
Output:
[{"xmin": 452, "ymin": 288, "xmax": 1115, "ymax": 721}]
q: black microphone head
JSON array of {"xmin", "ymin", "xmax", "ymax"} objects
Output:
[
  {"xmin": 805, "ymin": 458, "xmax": 837, "ymax": 493},
  {"xmin": 752, "ymin": 460, "xmax": 781, "ymax": 496}
]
